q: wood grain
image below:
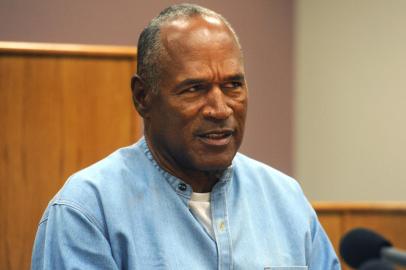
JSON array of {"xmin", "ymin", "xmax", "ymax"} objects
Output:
[
  {"xmin": 314, "ymin": 201, "xmax": 406, "ymax": 212},
  {"xmin": 314, "ymin": 202, "xmax": 406, "ymax": 270},
  {"xmin": 0, "ymin": 42, "xmax": 139, "ymax": 270},
  {"xmin": 0, "ymin": 41, "xmax": 137, "ymax": 57}
]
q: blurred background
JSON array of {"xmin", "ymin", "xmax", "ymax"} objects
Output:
[
  {"xmin": 2, "ymin": 0, "xmax": 405, "ymax": 201},
  {"xmin": 1, "ymin": 0, "xmax": 405, "ymax": 269}
]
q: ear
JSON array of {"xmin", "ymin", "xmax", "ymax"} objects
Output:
[{"xmin": 131, "ymin": 74, "xmax": 151, "ymax": 118}]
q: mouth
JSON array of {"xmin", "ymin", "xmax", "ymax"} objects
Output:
[{"xmin": 196, "ymin": 129, "xmax": 234, "ymax": 146}]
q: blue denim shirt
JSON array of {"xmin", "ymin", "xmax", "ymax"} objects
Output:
[{"xmin": 32, "ymin": 137, "xmax": 340, "ymax": 269}]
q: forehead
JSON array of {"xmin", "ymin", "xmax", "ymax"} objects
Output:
[
  {"xmin": 159, "ymin": 16, "xmax": 243, "ymax": 80},
  {"xmin": 161, "ymin": 15, "xmax": 236, "ymax": 50}
]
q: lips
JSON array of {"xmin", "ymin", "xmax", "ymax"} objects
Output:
[{"xmin": 196, "ymin": 129, "xmax": 234, "ymax": 146}]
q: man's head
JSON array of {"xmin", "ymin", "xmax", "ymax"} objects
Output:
[
  {"xmin": 135, "ymin": 4, "xmax": 241, "ymax": 94},
  {"xmin": 131, "ymin": 4, "xmax": 248, "ymax": 189}
]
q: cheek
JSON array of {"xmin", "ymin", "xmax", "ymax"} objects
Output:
[
  {"xmin": 154, "ymin": 104, "xmax": 200, "ymax": 140},
  {"xmin": 169, "ymin": 100, "xmax": 204, "ymax": 124},
  {"xmin": 231, "ymin": 99, "xmax": 248, "ymax": 120}
]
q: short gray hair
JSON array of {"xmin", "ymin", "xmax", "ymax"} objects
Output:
[{"xmin": 136, "ymin": 3, "xmax": 241, "ymax": 93}]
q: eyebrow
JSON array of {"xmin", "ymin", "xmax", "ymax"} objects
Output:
[
  {"xmin": 174, "ymin": 73, "xmax": 245, "ymax": 91},
  {"xmin": 224, "ymin": 74, "xmax": 245, "ymax": 82}
]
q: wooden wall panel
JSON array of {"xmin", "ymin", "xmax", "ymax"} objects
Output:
[
  {"xmin": 315, "ymin": 203, "xmax": 406, "ymax": 270},
  {"xmin": 317, "ymin": 212, "xmax": 343, "ymax": 256},
  {"xmin": 343, "ymin": 213, "xmax": 406, "ymax": 249},
  {"xmin": 0, "ymin": 42, "xmax": 139, "ymax": 270}
]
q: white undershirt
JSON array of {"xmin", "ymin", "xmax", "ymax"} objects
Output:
[{"xmin": 189, "ymin": 192, "xmax": 214, "ymax": 238}]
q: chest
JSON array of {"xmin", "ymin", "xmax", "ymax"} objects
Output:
[{"xmin": 103, "ymin": 189, "xmax": 310, "ymax": 270}]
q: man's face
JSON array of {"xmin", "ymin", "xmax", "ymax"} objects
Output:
[{"xmin": 145, "ymin": 16, "xmax": 248, "ymax": 175}]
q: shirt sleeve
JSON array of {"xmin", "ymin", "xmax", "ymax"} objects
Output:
[
  {"xmin": 308, "ymin": 217, "xmax": 341, "ymax": 270},
  {"xmin": 31, "ymin": 202, "xmax": 119, "ymax": 270}
]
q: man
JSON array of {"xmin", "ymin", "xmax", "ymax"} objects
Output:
[{"xmin": 32, "ymin": 4, "xmax": 340, "ymax": 269}]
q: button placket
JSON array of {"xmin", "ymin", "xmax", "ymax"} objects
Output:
[
  {"xmin": 218, "ymin": 220, "xmax": 225, "ymax": 232},
  {"xmin": 211, "ymin": 182, "xmax": 232, "ymax": 270}
]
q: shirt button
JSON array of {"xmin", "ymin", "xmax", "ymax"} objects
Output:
[
  {"xmin": 178, "ymin": 183, "xmax": 187, "ymax": 191},
  {"xmin": 219, "ymin": 221, "xmax": 225, "ymax": 231}
]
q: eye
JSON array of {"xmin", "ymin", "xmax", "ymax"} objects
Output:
[
  {"xmin": 182, "ymin": 84, "xmax": 208, "ymax": 94},
  {"xmin": 221, "ymin": 81, "xmax": 243, "ymax": 90},
  {"xmin": 186, "ymin": 86, "xmax": 198, "ymax": 92}
]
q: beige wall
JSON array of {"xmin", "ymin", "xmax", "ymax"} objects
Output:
[
  {"xmin": 0, "ymin": 0, "xmax": 294, "ymax": 175},
  {"xmin": 295, "ymin": 0, "xmax": 406, "ymax": 201}
]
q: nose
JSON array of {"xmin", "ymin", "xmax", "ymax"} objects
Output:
[{"xmin": 202, "ymin": 86, "xmax": 233, "ymax": 120}]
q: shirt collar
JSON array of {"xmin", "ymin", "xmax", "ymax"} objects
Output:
[{"xmin": 140, "ymin": 136, "xmax": 233, "ymax": 198}]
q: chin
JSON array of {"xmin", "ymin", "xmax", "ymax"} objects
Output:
[{"xmin": 193, "ymin": 156, "xmax": 234, "ymax": 172}]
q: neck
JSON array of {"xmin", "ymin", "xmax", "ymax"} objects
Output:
[
  {"xmin": 144, "ymin": 136, "xmax": 223, "ymax": 193},
  {"xmin": 190, "ymin": 170, "xmax": 223, "ymax": 193}
]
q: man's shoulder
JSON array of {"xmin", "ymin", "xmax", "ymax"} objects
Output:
[
  {"xmin": 233, "ymin": 152, "xmax": 303, "ymax": 194},
  {"xmin": 44, "ymin": 139, "xmax": 150, "ymax": 220},
  {"xmin": 232, "ymin": 152, "xmax": 316, "ymax": 223},
  {"xmin": 63, "ymin": 140, "xmax": 145, "ymax": 188},
  {"xmin": 233, "ymin": 152, "xmax": 297, "ymax": 182}
]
